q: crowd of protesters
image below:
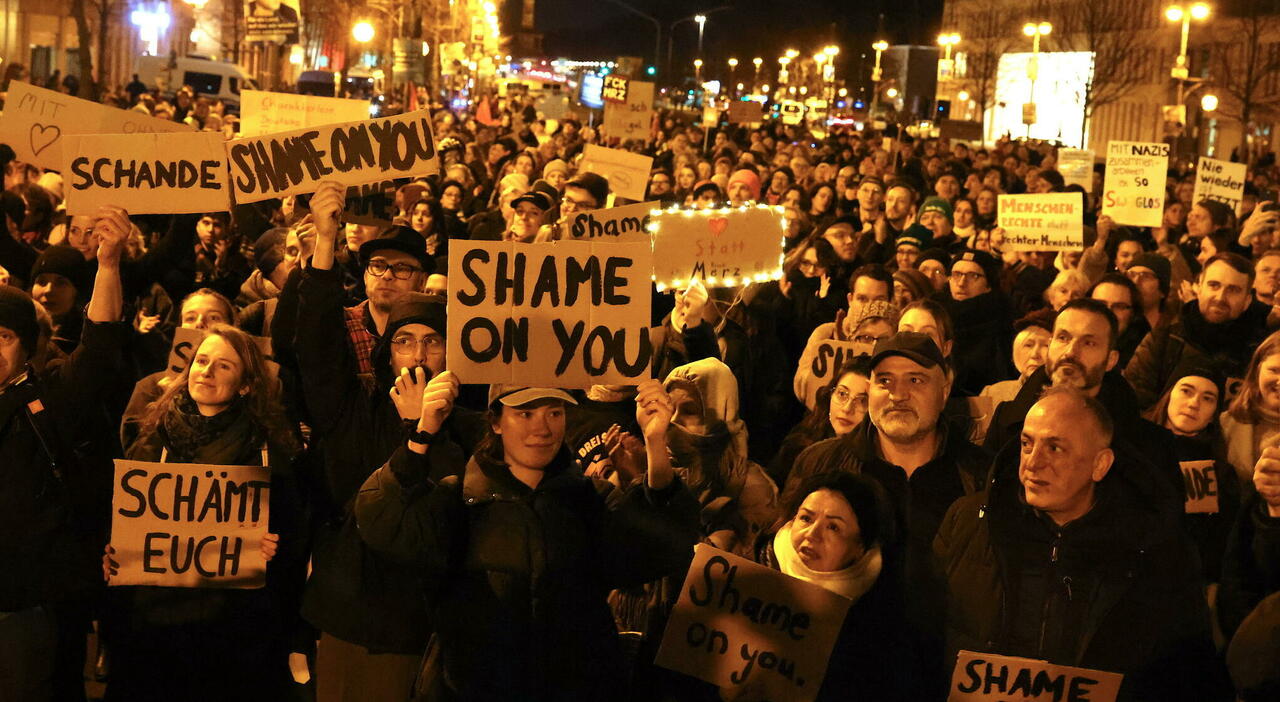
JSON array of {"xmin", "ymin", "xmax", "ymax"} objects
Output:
[{"xmin": 1, "ymin": 72, "xmax": 1279, "ymax": 702}]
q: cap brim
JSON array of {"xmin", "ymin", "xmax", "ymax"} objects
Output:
[
  {"xmin": 359, "ymin": 239, "xmax": 433, "ymax": 272},
  {"xmin": 870, "ymin": 349, "xmax": 939, "ymax": 370},
  {"xmin": 496, "ymin": 388, "xmax": 579, "ymax": 407}
]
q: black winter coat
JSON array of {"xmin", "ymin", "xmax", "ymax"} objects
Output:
[
  {"xmin": 1219, "ymin": 492, "xmax": 1280, "ymax": 640},
  {"xmin": 940, "ymin": 288, "xmax": 1014, "ymax": 397}
]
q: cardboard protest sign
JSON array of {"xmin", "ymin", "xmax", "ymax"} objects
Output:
[
  {"xmin": 566, "ymin": 201, "xmax": 657, "ymax": 243},
  {"xmin": 344, "ymin": 180, "xmax": 396, "ymax": 225},
  {"xmin": 63, "ymin": 132, "xmax": 231, "ymax": 216},
  {"xmin": 1057, "ymin": 148, "xmax": 1094, "ymax": 191},
  {"xmin": 0, "ymin": 81, "xmax": 191, "ymax": 170},
  {"xmin": 245, "ymin": 0, "xmax": 300, "ymax": 42},
  {"xmin": 225, "ymin": 110, "xmax": 438, "ymax": 203},
  {"xmin": 1181, "ymin": 460, "xmax": 1219, "ymax": 515},
  {"xmin": 702, "ymin": 104, "xmax": 721, "ymax": 126},
  {"xmin": 1193, "ymin": 156, "xmax": 1247, "ymax": 216},
  {"xmin": 109, "ymin": 459, "xmax": 271, "ymax": 588},
  {"xmin": 239, "ymin": 90, "xmax": 371, "ymax": 137},
  {"xmin": 810, "ymin": 340, "xmax": 861, "ymax": 387},
  {"xmin": 602, "ymin": 79, "xmax": 654, "ymax": 141},
  {"xmin": 579, "ymin": 144, "xmax": 653, "ymax": 202},
  {"xmin": 728, "ymin": 101, "xmax": 764, "ymax": 125},
  {"xmin": 1102, "ymin": 141, "xmax": 1169, "ymax": 228},
  {"xmin": 446, "ymin": 240, "xmax": 653, "ymax": 387},
  {"xmin": 654, "ymin": 544, "xmax": 851, "ymax": 702},
  {"xmin": 649, "ymin": 205, "xmax": 785, "ymax": 289},
  {"xmin": 949, "ymin": 650, "xmax": 1123, "ymax": 702},
  {"xmin": 996, "ymin": 193, "xmax": 1084, "ymax": 251},
  {"xmin": 602, "ymin": 74, "xmax": 630, "ymax": 104},
  {"xmin": 166, "ymin": 327, "xmax": 275, "ymax": 377}
]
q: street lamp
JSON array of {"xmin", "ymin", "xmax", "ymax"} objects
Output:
[
  {"xmin": 352, "ymin": 20, "xmax": 375, "ymax": 43},
  {"xmin": 695, "ymin": 14, "xmax": 707, "ymax": 61},
  {"xmin": 752, "ymin": 57, "xmax": 763, "ymax": 93},
  {"xmin": 694, "ymin": 58, "xmax": 703, "ymax": 83},
  {"xmin": 937, "ymin": 32, "xmax": 960, "ymax": 61},
  {"xmin": 778, "ymin": 55, "xmax": 792, "ymax": 89},
  {"xmin": 1022, "ymin": 21, "xmax": 1051, "ymax": 136},
  {"xmin": 1167, "ymin": 4, "xmax": 1210, "ymax": 80},
  {"xmin": 1201, "ymin": 93, "xmax": 1218, "ymax": 112},
  {"xmin": 727, "ymin": 57, "xmax": 738, "ymax": 96},
  {"xmin": 870, "ymin": 40, "xmax": 889, "ymax": 117}
]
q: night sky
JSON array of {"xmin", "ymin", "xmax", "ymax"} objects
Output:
[{"xmin": 531, "ymin": 0, "xmax": 944, "ymax": 84}]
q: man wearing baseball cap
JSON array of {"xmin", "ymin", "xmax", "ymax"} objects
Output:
[{"xmin": 505, "ymin": 189, "xmax": 554, "ymax": 243}]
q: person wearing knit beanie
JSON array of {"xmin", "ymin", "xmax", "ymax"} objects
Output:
[
  {"xmin": 0, "ymin": 284, "xmax": 39, "ymax": 381},
  {"xmin": 727, "ymin": 168, "xmax": 762, "ymax": 205},
  {"xmin": 918, "ymin": 196, "xmax": 954, "ymax": 227},
  {"xmin": 29, "ymin": 245, "xmax": 90, "ymax": 319},
  {"xmin": 950, "ymin": 249, "xmax": 1002, "ymax": 301},
  {"xmin": 1129, "ymin": 252, "xmax": 1172, "ymax": 296},
  {"xmin": 895, "ymin": 223, "xmax": 935, "ymax": 271},
  {"xmin": 543, "ymin": 159, "xmax": 569, "ymax": 190}
]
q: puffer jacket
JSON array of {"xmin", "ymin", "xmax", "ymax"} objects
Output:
[
  {"xmin": 933, "ymin": 441, "xmax": 1229, "ymax": 701},
  {"xmin": 355, "ymin": 446, "xmax": 701, "ymax": 701}
]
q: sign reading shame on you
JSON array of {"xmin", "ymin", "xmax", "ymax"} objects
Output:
[
  {"xmin": 226, "ymin": 110, "xmax": 438, "ymax": 203},
  {"xmin": 949, "ymin": 650, "xmax": 1122, "ymax": 702},
  {"xmin": 447, "ymin": 240, "xmax": 653, "ymax": 387},
  {"xmin": 654, "ymin": 544, "xmax": 851, "ymax": 702},
  {"xmin": 996, "ymin": 193, "xmax": 1084, "ymax": 251},
  {"xmin": 109, "ymin": 459, "xmax": 271, "ymax": 588},
  {"xmin": 64, "ymin": 132, "xmax": 231, "ymax": 216},
  {"xmin": 650, "ymin": 206, "xmax": 785, "ymax": 289}
]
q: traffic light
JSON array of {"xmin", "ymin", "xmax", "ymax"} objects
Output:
[{"xmin": 646, "ymin": 65, "xmax": 656, "ymax": 76}]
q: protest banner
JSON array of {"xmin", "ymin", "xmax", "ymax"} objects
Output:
[
  {"xmin": 654, "ymin": 544, "xmax": 851, "ymax": 702},
  {"xmin": 810, "ymin": 340, "xmax": 861, "ymax": 387},
  {"xmin": 602, "ymin": 79, "xmax": 654, "ymax": 141},
  {"xmin": 63, "ymin": 132, "xmax": 231, "ymax": 216},
  {"xmin": 1193, "ymin": 156, "xmax": 1247, "ymax": 216},
  {"xmin": 649, "ymin": 205, "xmax": 785, "ymax": 289},
  {"xmin": 225, "ymin": 110, "xmax": 438, "ymax": 203},
  {"xmin": 239, "ymin": 90, "xmax": 371, "ymax": 137},
  {"xmin": 1057, "ymin": 148, "xmax": 1095, "ymax": 191},
  {"xmin": 566, "ymin": 201, "xmax": 657, "ymax": 243},
  {"xmin": 1181, "ymin": 460, "xmax": 1219, "ymax": 515},
  {"xmin": 949, "ymin": 650, "xmax": 1123, "ymax": 702},
  {"xmin": 602, "ymin": 74, "xmax": 630, "ymax": 104},
  {"xmin": 0, "ymin": 81, "xmax": 191, "ymax": 170},
  {"xmin": 579, "ymin": 144, "xmax": 653, "ymax": 202},
  {"xmin": 996, "ymin": 193, "xmax": 1084, "ymax": 251},
  {"xmin": 245, "ymin": 0, "xmax": 300, "ymax": 42},
  {"xmin": 166, "ymin": 327, "xmax": 275, "ymax": 377},
  {"xmin": 446, "ymin": 240, "xmax": 653, "ymax": 387},
  {"xmin": 1102, "ymin": 141, "xmax": 1169, "ymax": 228},
  {"xmin": 728, "ymin": 101, "xmax": 764, "ymax": 125},
  {"xmin": 109, "ymin": 458, "xmax": 271, "ymax": 588}
]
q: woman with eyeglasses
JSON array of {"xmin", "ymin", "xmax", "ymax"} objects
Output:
[{"xmin": 770, "ymin": 357, "xmax": 872, "ymax": 488}]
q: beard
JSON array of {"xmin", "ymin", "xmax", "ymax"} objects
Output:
[{"xmin": 1048, "ymin": 356, "xmax": 1106, "ymax": 391}]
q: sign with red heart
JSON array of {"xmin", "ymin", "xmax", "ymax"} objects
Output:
[
  {"xmin": 708, "ymin": 217, "xmax": 728, "ymax": 236},
  {"xmin": 650, "ymin": 205, "xmax": 785, "ymax": 289}
]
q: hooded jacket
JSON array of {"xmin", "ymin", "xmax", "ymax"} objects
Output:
[{"xmin": 932, "ymin": 441, "xmax": 1228, "ymax": 701}]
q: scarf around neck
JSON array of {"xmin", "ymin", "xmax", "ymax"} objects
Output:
[
  {"xmin": 160, "ymin": 389, "xmax": 258, "ymax": 464},
  {"xmin": 773, "ymin": 521, "xmax": 882, "ymax": 602}
]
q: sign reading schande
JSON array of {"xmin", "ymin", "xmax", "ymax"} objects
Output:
[
  {"xmin": 996, "ymin": 193, "xmax": 1084, "ymax": 251},
  {"xmin": 64, "ymin": 132, "xmax": 231, "ymax": 216},
  {"xmin": 649, "ymin": 206, "xmax": 785, "ymax": 289}
]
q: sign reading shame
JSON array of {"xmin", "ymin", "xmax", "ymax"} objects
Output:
[
  {"xmin": 1057, "ymin": 148, "xmax": 1094, "ymax": 191},
  {"xmin": 579, "ymin": 144, "xmax": 652, "ymax": 202},
  {"xmin": 447, "ymin": 240, "xmax": 653, "ymax": 387},
  {"xmin": 1181, "ymin": 459, "xmax": 1219, "ymax": 515},
  {"xmin": 239, "ymin": 90, "xmax": 372, "ymax": 137},
  {"xmin": 1102, "ymin": 141, "xmax": 1169, "ymax": 228},
  {"xmin": 810, "ymin": 340, "xmax": 861, "ymax": 387},
  {"xmin": 649, "ymin": 206, "xmax": 785, "ymax": 289},
  {"xmin": 949, "ymin": 650, "xmax": 1122, "ymax": 702},
  {"xmin": 567, "ymin": 201, "xmax": 657, "ymax": 244},
  {"xmin": 109, "ymin": 459, "xmax": 271, "ymax": 588},
  {"xmin": 63, "ymin": 132, "xmax": 230, "ymax": 216},
  {"xmin": 996, "ymin": 193, "xmax": 1084, "ymax": 251},
  {"xmin": 654, "ymin": 545, "xmax": 851, "ymax": 702},
  {"xmin": 0, "ymin": 81, "xmax": 192, "ymax": 170},
  {"xmin": 226, "ymin": 110, "xmax": 438, "ymax": 203},
  {"xmin": 1193, "ymin": 156, "xmax": 1247, "ymax": 216}
]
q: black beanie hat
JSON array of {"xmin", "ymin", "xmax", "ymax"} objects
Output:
[
  {"xmin": 951, "ymin": 249, "xmax": 1003, "ymax": 288},
  {"xmin": 0, "ymin": 284, "xmax": 39, "ymax": 357},
  {"xmin": 30, "ymin": 245, "xmax": 90, "ymax": 296},
  {"xmin": 253, "ymin": 228, "xmax": 289, "ymax": 279}
]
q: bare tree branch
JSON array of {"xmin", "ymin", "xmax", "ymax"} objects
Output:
[{"xmin": 1046, "ymin": 0, "xmax": 1150, "ymax": 139}]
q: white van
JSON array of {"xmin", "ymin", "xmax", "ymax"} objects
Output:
[{"xmin": 135, "ymin": 55, "xmax": 258, "ymax": 111}]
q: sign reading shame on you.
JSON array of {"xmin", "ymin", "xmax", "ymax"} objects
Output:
[
  {"xmin": 64, "ymin": 132, "xmax": 231, "ymax": 216},
  {"xmin": 1102, "ymin": 141, "xmax": 1169, "ymax": 228},
  {"xmin": 996, "ymin": 193, "xmax": 1084, "ymax": 251},
  {"xmin": 949, "ymin": 650, "xmax": 1122, "ymax": 702},
  {"xmin": 649, "ymin": 206, "xmax": 785, "ymax": 289},
  {"xmin": 109, "ymin": 459, "xmax": 271, "ymax": 588},
  {"xmin": 654, "ymin": 544, "xmax": 851, "ymax": 702},
  {"xmin": 226, "ymin": 110, "xmax": 438, "ymax": 203},
  {"xmin": 447, "ymin": 240, "xmax": 653, "ymax": 387}
]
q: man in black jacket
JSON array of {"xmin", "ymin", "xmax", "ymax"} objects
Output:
[
  {"xmin": 935, "ymin": 388, "xmax": 1227, "ymax": 701},
  {"xmin": 0, "ymin": 206, "xmax": 129, "ymax": 701}
]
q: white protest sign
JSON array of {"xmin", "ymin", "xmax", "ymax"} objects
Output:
[
  {"xmin": 225, "ymin": 110, "xmax": 438, "ymax": 203},
  {"xmin": 650, "ymin": 205, "xmax": 785, "ymax": 289},
  {"xmin": 447, "ymin": 240, "xmax": 653, "ymax": 387},
  {"xmin": 0, "ymin": 81, "xmax": 192, "ymax": 170},
  {"xmin": 1181, "ymin": 459, "xmax": 1219, "ymax": 515},
  {"xmin": 703, "ymin": 104, "xmax": 720, "ymax": 126},
  {"xmin": 1102, "ymin": 141, "xmax": 1169, "ymax": 228},
  {"xmin": 63, "ymin": 132, "xmax": 230, "ymax": 216},
  {"xmin": 239, "ymin": 90, "xmax": 372, "ymax": 137},
  {"xmin": 654, "ymin": 544, "xmax": 852, "ymax": 702},
  {"xmin": 1057, "ymin": 148, "xmax": 1094, "ymax": 191},
  {"xmin": 602, "ymin": 79, "xmax": 654, "ymax": 141},
  {"xmin": 949, "ymin": 650, "xmax": 1123, "ymax": 702},
  {"xmin": 566, "ymin": 201, "xmax": 657, "ymax": 243},
  {"xmin": 810, "ymin": 340, "xmax": 861, "ymax": 387},
  {"xmin": 109, "ymin": 459, "xmax": 271, "ymax": 588},
  {"xmin": 728, "ymin": 101, "xmax": 764, "ymax": 125},
  {"xmin": 166, "ymin": 327, "xmax": 274, "ymax": 377},
  {"xmin": 1193, "ymin": 156, "xmax": 1247, "ymax": 216},
  {"xmin": 996, "ymin": 193, "xmax": 1084, "ymax": 251},
  {"xmin": 579, "ymin": 144, "xmax": 653, "ymax": 202}
]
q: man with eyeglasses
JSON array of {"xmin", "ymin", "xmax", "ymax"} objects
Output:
[
  {"xmin": 287, "ymin": 181, "xmax": 481, "ymax": 699},
  {"xmin": 1125, "ymin": 252, "xmax": 1173, "ymax": 331},
  {"xmin": 1090, "ymin": 273, "xmax": 1150, "ymax": 369}
]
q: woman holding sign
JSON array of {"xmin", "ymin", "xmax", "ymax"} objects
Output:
[
  {"xmin": 355, "ymin": 378, "xmax": 701, "ymax": 701},
  {"xmin": 103, "ymin": 324, "xmax": 303, "ymax": 702}
]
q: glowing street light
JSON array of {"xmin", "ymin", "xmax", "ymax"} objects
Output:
[
  {"xmin": 1167, "ymin": 4, "xmax": 1211, "ymax": 81},
  {"xmin": 752, "ymin": 56, "xmax": 763, "ymax": 93},
  {"xmin": 352, "ymin": 20, "xmax": 375, "ymax": 43},
  {"xmin": 1201, "ymin": 93, "xmax": 1218, "ymax": 111},
  {"xmin": 937, "ymin": 32, "xmax": 961, "ymax": 60},
  {"xmin": 870, "ymin": 40, "xmax": 889, "ymax": 116},
  {"xmin": 695, "ymin": 14, "xmax": 707, "ymax": 61},
  {"xmin": 1022, "ymin": 21, "xmax": 1051, "ymax": 135},
  {"xmin": 885, "ymin": 87, "xmax": 899, "ymax": 99}
]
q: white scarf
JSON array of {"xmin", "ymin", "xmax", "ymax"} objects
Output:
[{"xmin": 773, "ymin": 521, "xmax": 882, "ymax": 602}]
